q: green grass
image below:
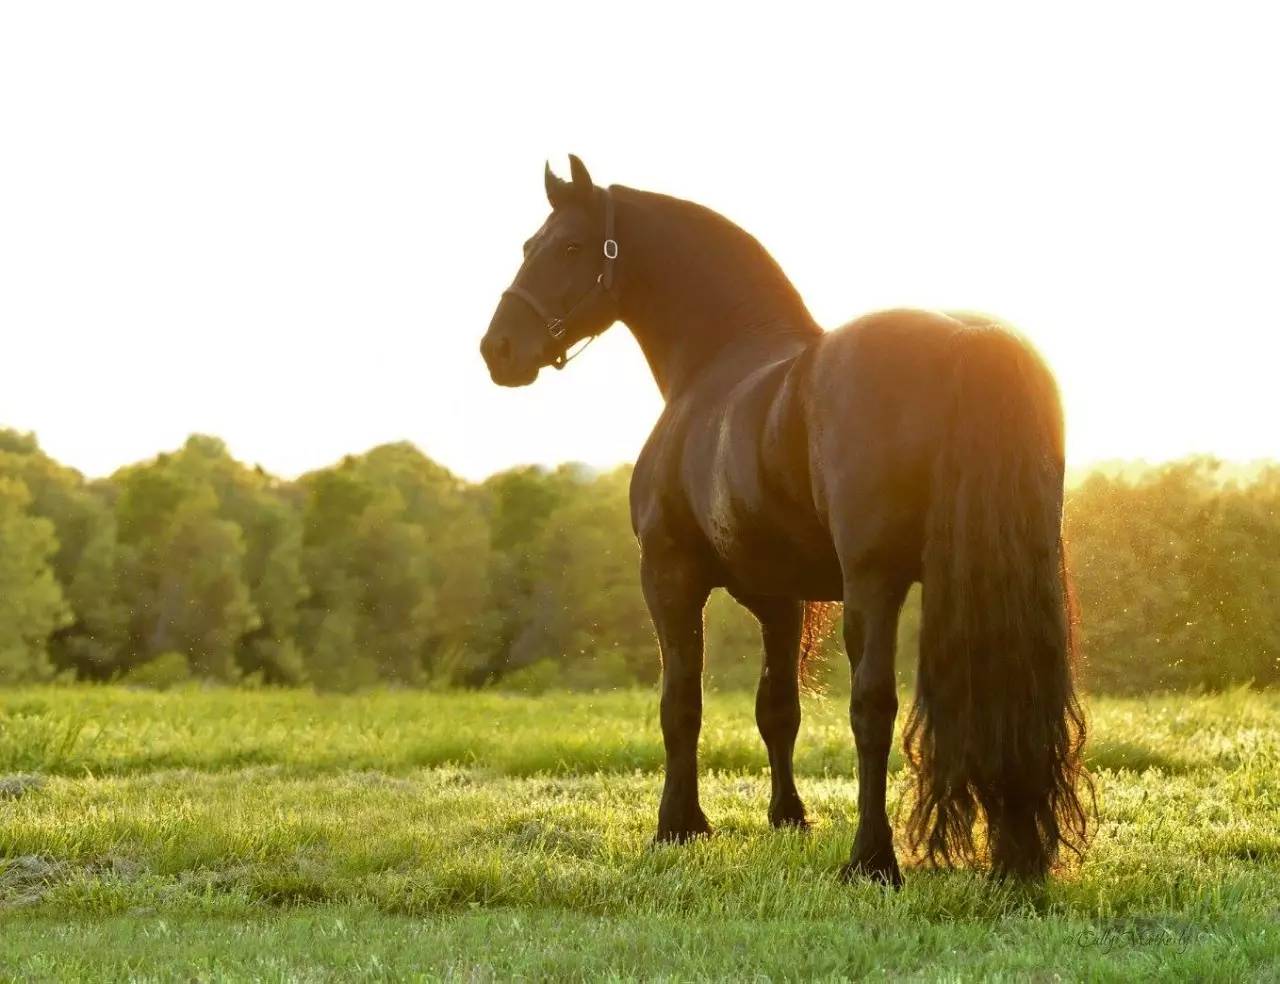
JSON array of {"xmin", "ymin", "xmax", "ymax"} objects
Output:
[{"xmin": 2, "ymin": 686, "xmax": 1279, "ymax": 981}]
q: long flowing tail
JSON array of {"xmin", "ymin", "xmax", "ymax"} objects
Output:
[{"xmin": 904, "ymin": 324, "xmax": 1090, "ymax": 879}]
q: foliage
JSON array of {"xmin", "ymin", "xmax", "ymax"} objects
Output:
[
  {"xmin": 0, "ymin": 427, "xmax": 1276, "ymax": 693},
  {"xmin": 1066, "ymin": 460, "xmax": 1280, "ymax": 692},
  {"xmin": 118, "ymin": 651, "xmax": 192, "ymax": 690},
  {"xmin": 0, "ymin": 476, "xmax": 70, "ymax": 682}
]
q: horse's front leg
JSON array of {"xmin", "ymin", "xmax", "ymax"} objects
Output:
[{"xmin": 642, "ymin": 550, "xmax": 712, "ymax": 843}]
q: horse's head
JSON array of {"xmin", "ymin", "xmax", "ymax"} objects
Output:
[{"xmin": 481, "ymin": 155, "xmax": 619, "ymax": 386}]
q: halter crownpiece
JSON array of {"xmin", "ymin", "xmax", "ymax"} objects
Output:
[{"xmin": 501, "ymin": 186, "xmax": 619, "ymax": 370}]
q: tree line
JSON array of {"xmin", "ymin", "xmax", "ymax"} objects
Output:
[{"xmin": 0, "ymin": 428, "xmax": 1276, "ymax": 693}]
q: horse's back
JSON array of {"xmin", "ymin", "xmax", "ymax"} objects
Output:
[{"xmin": 631, "ymin": 307, "xmax": 1052, "ymax": 599}]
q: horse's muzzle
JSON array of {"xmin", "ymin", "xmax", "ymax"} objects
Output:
[{"xmin": 480, "ymin": 330, "xmax": 539, "ymax": 387}]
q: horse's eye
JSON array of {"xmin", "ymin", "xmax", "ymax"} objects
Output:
[{"xmin": 565, "ymin": 242, "xmax": 581, "ymax": 256}]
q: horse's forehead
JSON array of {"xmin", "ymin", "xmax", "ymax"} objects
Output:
[
  {"xmin": 523, "ymin": 215, "xmax": 555, "ymax": 250},
  {"xmin": 523, "ymin": 206, "xmax": 589, "ymax": 255},
  {"xmin": 537, "ymin": 203, "xmax": 593, "ymax": 237}
]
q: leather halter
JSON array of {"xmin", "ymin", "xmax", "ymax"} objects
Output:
[{"xmin": 501, "ymin": 187, "xmax": 618, "ymax": 370}]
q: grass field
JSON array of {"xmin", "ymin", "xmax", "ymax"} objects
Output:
[{"xmin": 2, "ymin": 686, "xmax": 1279, "ymax": 981}]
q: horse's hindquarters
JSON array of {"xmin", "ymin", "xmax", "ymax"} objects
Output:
[{"xmin": 805, "ymin": 311, "xmax": 960, "ymax": 583}]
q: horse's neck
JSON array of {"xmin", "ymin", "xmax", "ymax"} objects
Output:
[{"xmin": 614, "ymin": 191, "xmax": 819, "ymax": 400}]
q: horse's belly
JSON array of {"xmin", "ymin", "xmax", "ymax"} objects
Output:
[{"xmin": 699, "ymin": 469, "xmax": 844, "ymax": 601}]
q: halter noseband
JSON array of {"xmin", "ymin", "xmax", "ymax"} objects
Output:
[{"xmin": 501, "ymin": 187, "xmax": 619, "ymax": 370}]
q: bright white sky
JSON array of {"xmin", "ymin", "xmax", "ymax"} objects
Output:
[{"xmin": 2, "ymin": 2, "xmax": 1276, "ymax": 481}]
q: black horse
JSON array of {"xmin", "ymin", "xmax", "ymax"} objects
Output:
[{"xmin": 480, "ymin": 157, "xmax": 1088, "ymax": 883}]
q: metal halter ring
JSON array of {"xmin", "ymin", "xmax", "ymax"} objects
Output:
[{"xmin": 603, "ymin": 239, "xmax": 618, "ymax": 260}]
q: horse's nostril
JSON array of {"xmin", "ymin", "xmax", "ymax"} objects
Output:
[{"xmin": 481, "ymin": 334, "xmax": 511, "ymax": 366}]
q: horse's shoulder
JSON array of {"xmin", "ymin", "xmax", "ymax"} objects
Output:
[{"xmin": 629, "ymin": 401, "xmax": 691, "ymax": 537}]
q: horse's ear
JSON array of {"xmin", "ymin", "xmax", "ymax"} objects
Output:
[
  {"xmin": 545, "ymin": 160, "xmax": 571, "ymax": 209},
  {"xmin": 568, "ymin": 154, "xmax": 594, "ymax": 199}
]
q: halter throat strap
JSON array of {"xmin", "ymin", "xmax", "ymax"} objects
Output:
[{"xmin": 501, "ymin": 187, "xmax": 619, "ymax": 370}]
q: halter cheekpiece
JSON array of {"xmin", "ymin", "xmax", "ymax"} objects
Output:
[{"xmin": 501, "ymin": 187, "xmax": 618, "ymax": 370}]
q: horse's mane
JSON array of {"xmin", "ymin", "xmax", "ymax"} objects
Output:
[{"xmin": 617, "ymin": 187, "xmax": 822, "ymax": 340}]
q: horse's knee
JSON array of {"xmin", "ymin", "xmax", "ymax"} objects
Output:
[
  {"xmin": 660, "ymin": 683, "xmax": 702, "ymax": 748},
  {"xmin": 661, "ymin": 689, "xmax": 699, "ymax": 727}
]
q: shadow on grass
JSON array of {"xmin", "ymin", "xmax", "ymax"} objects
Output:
[{"xmin": 1084, "ymin": 739, "xmax": 1193, "ymax": 774}]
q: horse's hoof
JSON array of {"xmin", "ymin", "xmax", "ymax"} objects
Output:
[
  {"xmin": 652, "ymin": 811, "xmax": 713, "ymax": 845},
  {"xmin": 839, "ymin": 857, "xmax": 904, "ymax": 889},
  {"xmin": 651, "ymin": 825, "xmax": 713, "ymax": 846},
  {"xmin": 768, "ymin": 796, "xmax": 810, "ymax": 830},
  {"xmin": 769, "ymin": 813, "xmax": 811, "ymax": 832},
  {"xmin": 654, "ymin": 801, "xmax": 712, "ymax": 845}
]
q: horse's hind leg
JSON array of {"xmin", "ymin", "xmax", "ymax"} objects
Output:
[
  {"xmin": 840, "ymin": 573, "xmax": 910, "ymax": 886},
  {"xmin": 737, "ymin": 594, "xmax": 807, "ymax": 828}
]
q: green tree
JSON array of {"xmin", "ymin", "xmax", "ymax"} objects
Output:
[
  {"xmin": 297, "ymin": 458, "xmax": 434, "ymax": 689},
  {"xmin": 502, "ymin": 467, "xmax": 656, "ymax": 688},
  {"xmin": 161, "ymin": 436, "xmax": 308, "ymax": 683},
  {"xmin": 112, "ymin": 446, "xmax": 257, "ymax": 680},
  {"xmin": 356, "ymin": 444, "xmax": 493, "ymax": 684},
  {"xmin": 0, "ymin": 475, "xmax": 71, "ymax": 682},
  {"xmin": 477, "ymin": 465, "xmax": 586, "ymax": 682},
  {"xmin": 1067, "ymin": 458, "xmax": 1280, "ymax": 692},
  {"xmin": 0, "ymin": 430, "xmax": 128, "ymax": 677}
]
